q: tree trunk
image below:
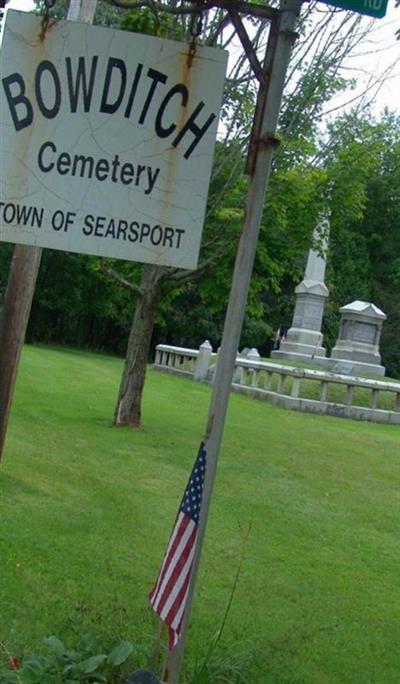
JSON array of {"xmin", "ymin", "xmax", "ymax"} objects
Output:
[{"xmin": 114, "ymin": 264, "xmax": 165, "ymax": 428}]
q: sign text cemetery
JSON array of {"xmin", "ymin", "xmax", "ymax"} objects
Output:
[{"xmin": 0, "ymin": 11, "xmax": 227, "ymax": 269}]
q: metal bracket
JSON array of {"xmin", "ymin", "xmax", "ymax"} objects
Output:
[{"xmin": 245, "ymin": 133, "xmax": 281, "ymax": 176}]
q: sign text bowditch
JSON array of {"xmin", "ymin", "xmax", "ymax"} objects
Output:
[{"xmin": 0, "ymin": 11, "xmax": 227, "ymax": 269}]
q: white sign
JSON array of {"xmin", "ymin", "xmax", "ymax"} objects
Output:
[{"xmin": 0, "ymin": 11, "xmax": 227, "ymax": 269}]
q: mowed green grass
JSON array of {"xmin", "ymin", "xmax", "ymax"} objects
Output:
[{"xmin": 1, "ymin": 345, "xmax": 400, "ymax": 683}]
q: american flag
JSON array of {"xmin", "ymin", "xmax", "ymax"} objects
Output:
[{"xmin": 149, "ymin": 443, "xmax": 207, "ymax": 650}]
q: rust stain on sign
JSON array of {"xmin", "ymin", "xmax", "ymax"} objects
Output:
[
  {"xmin": 158, "ymin": 40, "xmax": 198, "ymax": 253},
  {"xmin": 39, "ymin": 16, "xmax": 57, "ymax": 42},
  {"xmin": 180, "ymin": 39, "xmax": 197, "ymax": 136}
]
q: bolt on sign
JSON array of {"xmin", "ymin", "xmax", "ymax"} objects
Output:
[{"xmin": 0, "ymin": 11, "xmax": 228, "ymax": 269}]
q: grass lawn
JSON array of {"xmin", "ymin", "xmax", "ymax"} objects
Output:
[{"xmin": 1, "ymin": 344, "xmax": 400, "ymax": 683}]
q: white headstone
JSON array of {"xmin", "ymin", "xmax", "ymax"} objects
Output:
[
  {"xmin": 330, "ymin": 300, "xmax": 387, "ymax": 376},
  {"xmin": 194, "ymin": 339, "xmax": 212, "ymax": 380}
]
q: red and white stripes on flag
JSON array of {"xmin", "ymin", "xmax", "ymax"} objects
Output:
[
  {"xmin": 149, "ymin": 444, "xmax": 206, "ymax": 650},
  {"xmin": 149, "ymin": 511, "xmax": 197, "ymax": 649}
]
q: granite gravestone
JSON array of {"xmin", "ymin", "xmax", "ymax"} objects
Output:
[
  {"xmin": 271, "ymin": 217, "xmax": 329, "ymax": 363},
  {"xmin": 329, "ymin": 300, "xmax": 387, "ymax": 377}
]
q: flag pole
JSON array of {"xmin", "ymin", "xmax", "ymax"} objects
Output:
[
  {"xmin": 162, "ymin": 0, "xmax": 302, "ymax": 680},
  {"xmin": 150, "ymin": 622, "xmax": 165, "ymax": 673}
]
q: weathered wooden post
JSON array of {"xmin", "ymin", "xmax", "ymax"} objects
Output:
[
  {"xmin": 0, "ymin": 246, "xmax": 42, "ymax": 461},
  {"xmin": 0, "ymin": 0, "xmax": 97, "ymax": 463}
]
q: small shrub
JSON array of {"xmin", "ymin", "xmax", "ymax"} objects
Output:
[{"xmin": 0, "ymin": 634, "xmax": 133, "ymax": 684}]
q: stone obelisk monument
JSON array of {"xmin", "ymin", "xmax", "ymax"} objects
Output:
[{"xmin": 272, "ymin": 217, "xmax": 329, "ymax": 363}]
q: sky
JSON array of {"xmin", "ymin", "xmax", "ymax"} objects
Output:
[{"xmin": 5, "ymin": 0, "xmax": 400, "ymax": 116}]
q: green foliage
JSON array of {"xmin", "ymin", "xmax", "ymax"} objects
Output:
[
  {"xmin": 34, "ymin": 0, "xmax": 124, "ymax": 27},
  {"xmin": 121, "ymin": 7, "xmax": 184, "ymax": 41},
  {"xmin": 279, "ymin": 60, "xmax": 349, "ymax": 167},
  {"xmin": 191, "ymin": 650, "xmax": 251, "ymax": 684},
  {"xmin": 358, "ymin": 114, "xmax": 400, "ymax": 376},
  {"xmin": 0, "ymin": 634, "xmax": 133, "ymax": 684},
  {"xmin": 27, "ymin": 251, "xmax": 134, "ymax": 354},
  {"xmin": 322, "ymin": 111, "xmax": 400, "ymax": 373},
  {"xmin": 220, "ymin": 79, "xmax": 257, "ymax": 140}
]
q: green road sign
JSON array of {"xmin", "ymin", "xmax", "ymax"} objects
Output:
[{"xmin": 320, "ymin": 0, "xmax": 388, "ymax": 17}]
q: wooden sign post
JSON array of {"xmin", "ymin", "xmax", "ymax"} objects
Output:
[
  {"xmin": 0, "ymin": 2, "xmax": 227, "ymax": 461},
  {"xmin": 0, "ymin": 0, "xmax": 97, "ymax": 462}
]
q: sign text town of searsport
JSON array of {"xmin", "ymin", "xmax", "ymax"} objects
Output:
[{"xmin": 0, "ymin": 11, "xmax": 227, "ymax": 269}]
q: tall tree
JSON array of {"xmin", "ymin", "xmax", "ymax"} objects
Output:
[
  {"xmin": 321, "ymin": 111, "xmax": 400, "ymax": 375},
  {"xmin": 108, "ymin": 3, "xmax": 376, "ymax": 428},
  {"xmin": 346, "ymin": 113, "xmax": 400, "ymax": 376}
]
